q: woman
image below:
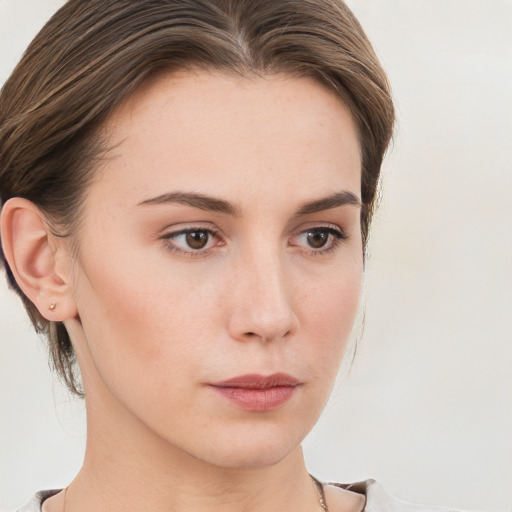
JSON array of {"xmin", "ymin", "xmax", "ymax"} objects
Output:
[{"xmin": 0, "ymin": 1, "xmax": 464, "ymax": 511}]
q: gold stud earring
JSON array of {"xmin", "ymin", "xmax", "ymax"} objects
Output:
[{"xmin": 49, "ymin": 302, "xmax": 57, "ymax": 311}]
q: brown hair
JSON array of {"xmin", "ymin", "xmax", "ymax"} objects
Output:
[{"xmin": 0, "ymin": 0, "xmax": 394, "ymax": 397}]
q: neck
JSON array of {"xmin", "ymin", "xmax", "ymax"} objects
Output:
[
  {"xmin": 70, "ymin": 452, "xmax": 317, "ymax": 512},
  {"xmin": 70, "ymin": 445, "xmax": 318, "ymax": 512}
]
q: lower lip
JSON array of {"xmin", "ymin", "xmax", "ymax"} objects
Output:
[{"xmin": 210, "ymin": 385, "xmax": 297, "ymax": 412}]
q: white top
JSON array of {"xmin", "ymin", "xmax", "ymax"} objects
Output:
[{"xmin": 15, "ymin": 480, "xmax": 462, "ymax": 512}]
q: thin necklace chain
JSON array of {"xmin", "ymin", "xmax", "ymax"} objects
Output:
[
  {"xmin": 60, "ymin": 476, "xmax": 328, "ymax": 512},
  {"xmin": 311, "ymin": 475, "xmax": 329, "ymax": 512},
  {"xmin": 61, "ymin": 486, "xmax": 68, "ymax": 512}
]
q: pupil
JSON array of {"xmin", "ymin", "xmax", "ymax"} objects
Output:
[
  {"xmin": 307, "ymin": 230, "xmax": 328, "ymax": 248},
  {"xmin": 186, "ymin": 231, "xmax": 208, "ymax": 249}
]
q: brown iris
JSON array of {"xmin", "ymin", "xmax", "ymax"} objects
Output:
[
  {"xmin": 186, "ymin": 230, "xmax": 209, "ymax": 249},
  {"xmin": 306, "ymin": 230, "xmax": 329, "ymax": 249}
]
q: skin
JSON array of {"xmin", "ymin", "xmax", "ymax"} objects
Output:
[{"xmin": 3, "ymin": 71, "xmax": 365, "ymax": 511}]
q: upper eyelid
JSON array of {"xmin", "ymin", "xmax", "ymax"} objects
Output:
[
  {"xmin": 159, "ymin": 221, "xmax": 218, "ymax": 234},
  {"xmin": 292, "ymin": 223, "xmax": 346, "ymax": 236},
  {"xmin": 162, "ymin": 226, "xmax": 218, "ymax": 236}
]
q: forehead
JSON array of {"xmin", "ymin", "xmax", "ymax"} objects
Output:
[{"xmin": 93, "ymin": 70, "xmax": 361, "ymax": 209}]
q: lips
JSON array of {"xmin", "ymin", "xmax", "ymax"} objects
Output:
[{"xmin": 209, "ymin": 373, "xmax": 300, "ymax": 412}]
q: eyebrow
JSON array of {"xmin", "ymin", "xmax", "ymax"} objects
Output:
[
  {"xmin": 138, "ymin": 190, "xmax": 361, "ymax": 216},
  {"xmin": 138, "ymin": 191, "xmax": 240, "ymax": 216},
  {"xmin": 295, "ymin": 191, "xmax": 361, "ymax": 215}
]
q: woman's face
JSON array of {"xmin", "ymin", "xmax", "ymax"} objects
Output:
[{"xmin": 67, "ymin": 70, "xmax": 363, "ymax": 468}]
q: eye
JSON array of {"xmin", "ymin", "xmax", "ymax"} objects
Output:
[
  {"xmin": 291, "ymin": 226, "xmax": 347, "ymax": 255},
  {"xmin": 161, "ymin": 227, "xmax": 222, "ymax": 256}
]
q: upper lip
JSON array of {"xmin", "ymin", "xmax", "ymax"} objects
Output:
[{"xmin": 211, "ymin": 373, "xmax": 300, "ymax": 389}]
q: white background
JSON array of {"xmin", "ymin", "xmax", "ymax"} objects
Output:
[{"xmin": 1, "ymin": 1, "xmax": 511, "ymax": 511}]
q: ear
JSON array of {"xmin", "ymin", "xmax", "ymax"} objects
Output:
[{"xmin": 0, "ymin": 198, "xmax": 78, "ymax": 321}]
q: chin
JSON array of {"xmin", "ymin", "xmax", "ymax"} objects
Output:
[
  {"xmin": 200, "ymin": 444, "xmax": 297, "ymax": 469},
  {"xmin": 183, "ymin": 422, "xmax": 310, "ymax": 470}
]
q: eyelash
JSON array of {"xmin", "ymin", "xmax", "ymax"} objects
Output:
[
  {"xmin": 160, "ymin": 225, "xmax": 348, "ymax": 258},
  {"xmin": 161, "ymin": 227, "xmax": 223, "ymax": 258},
  {"xmin": 292, "ymin": 226, "xmax": 347, "ymax": 257}
]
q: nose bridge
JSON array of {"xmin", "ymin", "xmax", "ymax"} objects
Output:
[{"xmin": 228, "ymin": 240, "xmax": 297, "ymax": 342}]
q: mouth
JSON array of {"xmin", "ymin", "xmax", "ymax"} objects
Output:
[{"xmin": 209, "ymin": 373, "xmax": 301, "ymax": 412}]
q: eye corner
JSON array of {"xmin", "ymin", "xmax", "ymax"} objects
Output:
[
  {"xmin": 160, "ymin": 225, "xmax": 224, "ymax": 258},
  {"xmin": 289, "ymin": 224, "xmax": 348, "ymax": 257}
]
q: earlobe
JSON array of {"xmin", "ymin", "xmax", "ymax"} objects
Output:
[{"xmin": 0, "ymin": 198, "xmax": 78, "ymax": 321}]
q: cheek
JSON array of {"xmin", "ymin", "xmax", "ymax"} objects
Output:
[
  {"xmin": 73, "ymin": 245, "xmax": 224, "ymax": 384},
  {"xmin": 299, "ymin": 262, "xmax": 363, "ymax": 367}
]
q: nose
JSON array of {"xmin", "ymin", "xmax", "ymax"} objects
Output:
[{"xmin": 226, "ymin": 248, "xmax": 298, "ymax": 343}]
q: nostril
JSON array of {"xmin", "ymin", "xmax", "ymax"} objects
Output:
[{"xmin": 242, "ymin": 329, "xmax": 292, "ymax": 342}]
